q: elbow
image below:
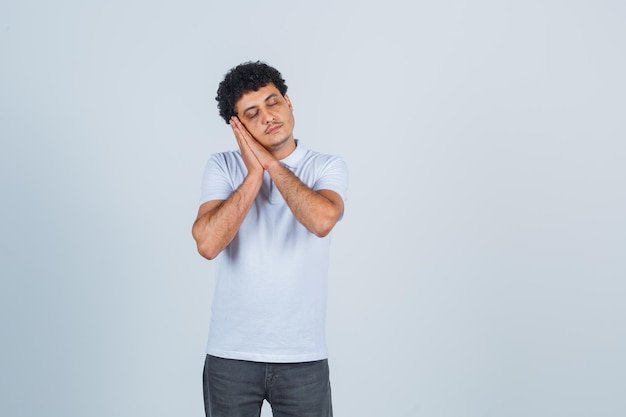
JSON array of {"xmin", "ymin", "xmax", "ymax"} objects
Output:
[
  {"xmin": 310, "ymin": 212, "xmax": 340, "ymax": 238},
  {"xmin": 311, "ymin": 221, "xmax": 333, "ymax": 238},
  {"xmin": 313, "ymin": 229, "xmax": 331, "ymax": 238},
  {"xmin": 196, "ymin": 242, "xmax": 219, "ymax": 260},
  {"xmin": 192, "ymin": 227, "xmax": 220, "ymax": 260},
  {"xmin": 309, "ymin": 196, "xmax": 344, "ymax": 237}
]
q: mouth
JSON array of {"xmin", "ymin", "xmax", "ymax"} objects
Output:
[{"xmin": 265, "ymin": 123, "xmax": 282, "ymax": 135}]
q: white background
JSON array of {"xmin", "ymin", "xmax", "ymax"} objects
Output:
[{"xmin": 1, "ymin": 1, "xmax": 625, "ymax": 416}]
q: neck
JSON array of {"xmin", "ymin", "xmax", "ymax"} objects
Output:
[{"xmin": 268, "ymin": 136, "xmax": 296, "ymax": 160}]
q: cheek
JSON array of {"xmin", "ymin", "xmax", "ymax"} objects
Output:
[
  {"xmin": 241, "ymin": 119, "xmax": 258, "ymax": 130},
  {"xmin": 242, "ymin": 121, "xmax": 264, "ymax": 138}
]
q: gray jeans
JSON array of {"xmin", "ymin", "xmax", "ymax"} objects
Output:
[{"xmin": 203, "ymin": 355, "xmax": 333, "ymax": 417}]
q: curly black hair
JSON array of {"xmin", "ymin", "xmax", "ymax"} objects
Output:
[{"xmin": 215, "ymin": 61, "xmax": 288, "ymax": 124}]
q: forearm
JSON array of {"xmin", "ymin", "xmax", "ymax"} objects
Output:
[
  {"xmin": 192, "ymin": 173, "xmax": 262, "ymax": 259},
  {"xmin": 266, "ymin": 161, "xmax": 343, "ymax": 237}
]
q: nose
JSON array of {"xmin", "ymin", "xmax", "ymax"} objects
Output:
[{"xmin": 262, "ymin": 110, "xmax": 274, "ymax": 125}]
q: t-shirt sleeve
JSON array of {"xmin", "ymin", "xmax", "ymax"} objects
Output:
[
  {"xmin": 199, "ymin": 153, "xmax": 235, "ymax": 204},
  {"xmin": 313, "ymin": 156, "xmax": 349, "ymax": 203}
]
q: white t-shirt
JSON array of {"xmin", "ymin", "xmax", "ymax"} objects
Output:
[{"xmin": 199, "ymin": 141, "xmax": 348, "ymax": 362}]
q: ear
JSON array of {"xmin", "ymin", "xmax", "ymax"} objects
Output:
[{"xmin": 284, "ymin": 94, "xmax": 293, "ymax": 111}]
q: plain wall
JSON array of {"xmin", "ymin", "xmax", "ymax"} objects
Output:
[{"xmin": 1, "ymin": 1, "xmax": 625, "ymax": 416}]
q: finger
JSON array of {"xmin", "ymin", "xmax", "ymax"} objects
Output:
[
  {"xmin": 231, "ymin": 117, "xmax": 251, "ymax": 150},
  {"xmin": 231, "ymin": 117, "xmax": 264, "ymax": 171},
  {"xmin": 230, "ymin": 116, "xmax": 248, "ymax": 138},
  {"xmin": 232, "ymin": 118, "xmax": 264, "ymax": 158},
  {"xmin": 232, "ymin": 117, "xmax": 259, "ymax": 146}
]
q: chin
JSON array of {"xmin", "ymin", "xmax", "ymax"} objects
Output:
[{"xmin": 268, "ymin": 135, "xmax": 292, "ymax": 150}]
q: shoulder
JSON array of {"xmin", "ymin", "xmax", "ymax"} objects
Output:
[
  {"xmin": 297, "ymin": 143, "xmax": 346, "ymax": 167},
  {"xmin": 301, "ymin": 149, "xmax": 348, "ymax": 174},
  {"xmin": 204, "ymin": 149, "xmax": 245, "ymax": 173},
  {"xmin": 202, "ymin": 149, "xmax": 246, "ymax": 183},
  {"xmin": 295, "ymin": 145, "xmax": 348, "ymax": 197},
  {"xmin": 208, "ymin": 149, "xmax": 243, "ymax": 165}
]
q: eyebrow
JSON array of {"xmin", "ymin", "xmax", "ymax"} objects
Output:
[{"xmin": 241, "ymin": 93, "xmax": 279, "ymax": 115}]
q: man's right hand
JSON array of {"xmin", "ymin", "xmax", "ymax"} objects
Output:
[
  {"xmin": 231, "ymin": 116, "xmax": 264, "ymax": 179},
  {"xmin": 191, "ymin": 118, "xmax": 266, "ymax": 260}
]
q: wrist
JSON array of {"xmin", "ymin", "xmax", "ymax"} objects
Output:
[
  {"xmin": 245, "ymin": 166, "xmax": 264, "ymax": 182},
  {"xmin": 264, "ymin": 159, "xmax": 284, "ymax": 174}
]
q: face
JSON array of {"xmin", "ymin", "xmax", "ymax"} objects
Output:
[{"xmin": 234, "ymin": 83, "xmax": 296, "ymax": 156}]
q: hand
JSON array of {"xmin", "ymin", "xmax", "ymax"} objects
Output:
[
  {"xmin": 230, "ymin": 116, "xmax": 279, "ymax": 171},
  {"xmin": 230, "ymin": 116, "xmax": 264, "ymax": 177}
]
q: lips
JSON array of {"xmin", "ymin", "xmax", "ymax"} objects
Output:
[{"xmin": 265, "ymin": 123, "xmax": 282, "ymax": 134}]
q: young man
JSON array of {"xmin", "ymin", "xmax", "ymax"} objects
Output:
[{"xmin": 192, "ymin": 61, "xmax": 348, "ymax": 417}]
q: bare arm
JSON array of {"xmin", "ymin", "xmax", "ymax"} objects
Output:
[
  {"xmin": 191, "ymin": 173, "xmax": 262, "ymax": 260},
  {"xmin": 266, "ymin": 161, "xmax": 344, "ymax": 237},
  {"xmin": 192, "ymin": 119, "xmax": 265, "ymax": 260}
]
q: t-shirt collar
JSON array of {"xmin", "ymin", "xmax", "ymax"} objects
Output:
[{"xmin": 280, "ymin": 139, "xmax": 307, "ymax": 169}]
